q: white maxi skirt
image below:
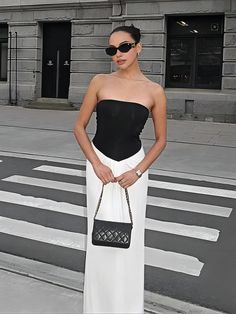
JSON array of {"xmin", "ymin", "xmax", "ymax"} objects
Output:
[{"xmin": 83, "ymin": 142, "xmax": 149, "ymax": 314}]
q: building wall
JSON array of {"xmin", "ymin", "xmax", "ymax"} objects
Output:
[
  {"xmin": 0, "ymin": 0, "xmax": 235, "ymax": 122},
  {"xmin": 224, "ymin": 13, "xmax": 236, "ymax": 89}
]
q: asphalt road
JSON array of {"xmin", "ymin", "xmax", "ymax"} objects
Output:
[{"xmin": 0, "ymin": 154, "xmax": 235, "ymax": 314}]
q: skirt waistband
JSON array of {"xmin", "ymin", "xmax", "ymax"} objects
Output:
[{"xmin": 91, "ymin": 141, "xmax": 145, "ymax": 164}]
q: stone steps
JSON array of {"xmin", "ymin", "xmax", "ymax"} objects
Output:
[{"xmin": 24, "ymin": 98, "xmax": 77, "ymax": 111}]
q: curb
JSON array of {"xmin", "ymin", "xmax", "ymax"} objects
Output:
[{"xmin": 0, "ymin": 252, "xmax": 226, "ymax": 314}]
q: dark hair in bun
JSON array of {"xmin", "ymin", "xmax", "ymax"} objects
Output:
[{"xmin": 110, "ymin": 24, "xmax": 141, "ymax": 43}]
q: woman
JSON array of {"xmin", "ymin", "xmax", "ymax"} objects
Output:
[{"xmin": 73, "ymin": 24, "xmax": 167, "ymax": 314}]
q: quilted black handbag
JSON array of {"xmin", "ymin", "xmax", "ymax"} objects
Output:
[{"xmin": 92, "ymin": 183, "xmax": 133, "ymax": 249}]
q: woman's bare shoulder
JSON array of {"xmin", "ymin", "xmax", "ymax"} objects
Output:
[
  {"xmin": 147, "ymin": 81, "xmax": 165, "ymax": 98},
  {"xmin": 91, "ymin": 73, "xmax": 111, "ymax": 83},
  {"xmin": 86, "ymin": 74, "xmax": 109, "ymax": 93},
  {"xmin": 139, "ymin": 76, "xmax": 164, "ymax": 92},
  {"xmin": 146, "ymin": 81, "xmax": 166, "ymax": 112},
  {"xmin": 147, "ymin": 80, "xmax": 164, "ymax": 91}
]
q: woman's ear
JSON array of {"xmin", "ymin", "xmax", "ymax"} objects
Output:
[{"xmin": 137, "ymin": 42, "xmax": 142, "ymax": 56}]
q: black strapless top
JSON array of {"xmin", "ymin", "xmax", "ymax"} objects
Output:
[{"xmin": 92, "ymin": 99, "xmax": 149, "ymax": 161}]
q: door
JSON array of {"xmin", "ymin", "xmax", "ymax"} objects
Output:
[{"xmin": 42, "ymin": 22, "xmax": 71, "ymax": 98}]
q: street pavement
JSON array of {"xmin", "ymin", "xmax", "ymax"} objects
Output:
[{"xmin": 0, "ymin": 104, "xmax": 235, "ymax": 314}]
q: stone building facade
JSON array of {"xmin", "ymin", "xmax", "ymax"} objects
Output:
[{"xmin": 0, "ymin": 0, "xmax": 235, "ymax": 122}]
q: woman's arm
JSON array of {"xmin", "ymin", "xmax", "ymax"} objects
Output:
[
  {"xmin": 134, "ymin": 84, "xmax": 167, "ymax": 174},
  {"xmin": 115, "ymin": 84, "xmax": 167, "ymax": 189},
  {"xmin": 73, "ymin": 74, "xmax": 116, "ymax": 184},
  {"xmin": 73, "ymin": 74, "xmax": 102, "ymax": 167}
]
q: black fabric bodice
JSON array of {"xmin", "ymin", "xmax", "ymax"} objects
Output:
[{"xmin": 92, "ymin": 99, "xmax": 149, "ymax": 161}]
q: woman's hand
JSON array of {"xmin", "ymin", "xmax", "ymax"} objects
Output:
[
  {"xmin": 92, "ymin": 162, "xmax": 117, "ymax": 184},
  {"xmin": 115, "ymin": 169, "xmax": 139, "ymax": 189}
]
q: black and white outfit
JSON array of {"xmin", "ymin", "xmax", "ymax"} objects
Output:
[{"xmin": 83, "ymin": 99, "xmax": 149, "ymax": 313}]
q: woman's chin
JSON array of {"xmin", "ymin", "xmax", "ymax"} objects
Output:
[{"xmin": 116, "ymin": 63, "xmax": 129, "ymax": 69}]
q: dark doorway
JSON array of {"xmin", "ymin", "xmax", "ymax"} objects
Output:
[{"xmin": 42, "ymin": 22, "xmax": 71, "ymax": 98}]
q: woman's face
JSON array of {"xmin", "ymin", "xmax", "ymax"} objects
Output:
[{"xmin": 108, "ymin": 31, "xmax": 141, "ymax": 69}]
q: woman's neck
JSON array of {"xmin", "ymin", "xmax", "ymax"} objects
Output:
[
  {"xmin": 113, "ymin": 69, "xmax": 147, "ymax": 81},
  {"xmin": 115, "ymin": 62, "xmax": 145, "ymax": 81}
]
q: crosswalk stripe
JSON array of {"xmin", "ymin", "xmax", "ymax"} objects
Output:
[
  {"xmin": 0, "ymin": 215, "xmax": 86, "ymax": 250},
  {"xmin": 4, "ymin": 175, "xmax": 236, "ymax": 200},
  {"xmin": 0, "ymin": 190, "xmax": 86, "ymax": 217},
  {"xmin": 145, "ymin": 247, "xmax": 203, "ymax": 276},
  {"xmin": 2, "ymin": 176, "xmax": 233, "ymax": 218},
  {"xmin": 1, "ymin": 156, "xmax": 233, "ymax": 278},
  {"xmin": 2, "ymin": 175, "xmax": 86, "ymax": 194},
  {"xmin": 0, "ymin": 151, "xmax": 86, "ymax": 166},
  {"xmin": 149, "ymin": 168, "xmax": 236, "ymax": 187},
  {"xmin": 0, "ymin": 190, "xmax": 220, "ymax": 241},
  {"xmin": 0, "ymin": 216, "xmax": 204, "ymax": 276},
  {"xmin": 33, "ymin": 166, "xmax": 236, "ymax": 200},
  {"xmin": 34, "ymin": 164, "xmax": 236, "ymax": 187},
  {"xmin": 33, "ymin": 165, "xmax": 85, "ymax": 177},
  {"xmin": 149, "ymin": 180, "xmax": 236, "ymax": 199},
  {"xmin": 146, "ymin": 218, "xmax": 219, "ymax": 241},
  {"xmin": 148, "ymin": 196, "xmax": 232, "ymax": 217},
  {"xmin": 33, "ymin": 166, "xmax": 233, "ymax": 217}
]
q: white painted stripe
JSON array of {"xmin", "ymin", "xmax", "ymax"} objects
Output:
[
  {"xmin": 33, "ymin": 165, "xmax": 85, "ymax": 177},
  {"xmin": 0, "ymin": 216, "xmax": 203, "ymax": 276},
  {"xmin": 2, "ymin": 176, "xmax": 233, "ymax": 217},
  {"xmin": 0, "ymin": 150, "xmax": 86, "ymax": 166},
  {"xmin": 0, "ymin": 190, "xmax": 86, "ymax": 217},
  {"xmin": 0, "ymin": 216, "xmax": 86, "ymax": 250},
  {"xmin": 2, "ymin": 176, "xmax": 86, "ymax": 194},
  {"xmin": 145, "ymin": 247, "xmax": 203, "ymax": 276},
  {"xmin": 35, "ymin": 163, "xmax": 236, "ymax": 187},
  {"xmin": 0, "ymin": 160, "xmax": 2, "ymax": 162},
  {"xmin": 4, "ymin": 174, "xmax": 236, "ymax": 202},
  {"xmin": 33, "ymin": 165, "xmax": 236, "ymax": 202},
  {"xmin": 149, "ymin": 168, "xmax": 236, "ymax": 186},
  {"xmin": 148, "ymin": 196, "xmax": 232, "ymax": 217},
  {"xmin": 35, "ymin": 164, "xmax": 236, "ymax": 188},
  {"xmin": 0, "ymin": 190, "xmax": 220, "ymax": 241},
  {"xmin": 149, "ymin": 179, "xmax": 236, "ymax": 199},
  {"xmin": 31, "ymin": 166, "xmax": 233, "ymax": 217},
  {"xmin": 146, "ymin": 218, "xmax": 219, "ymax": 241}
]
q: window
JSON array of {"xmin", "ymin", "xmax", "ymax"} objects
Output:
[
  {"xmin": 0, "ymin": 24, "xmax": 8, "ymax": 81},
  {"xmin": 166, "ymin": 16, "xmax": 224, "ymax": 89}
]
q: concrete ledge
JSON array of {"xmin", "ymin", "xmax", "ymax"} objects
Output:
[
  {"xmin": 166, "ymin": 89, "xmax": 236, "ymax": 102},
  {"xmin": 167, "ymin": 112, "xmax": 236, "ymax": 123},
  {"xmin": 0, "ymin": 252, "xmax": 226, "ymax": 314},
  {"xmin": 165, "ymin": 89, "xmax": 236, "ymax": 122},
  {"xmin": 24, "ymin": 97, "xmax": 77, "ymax": 110}
]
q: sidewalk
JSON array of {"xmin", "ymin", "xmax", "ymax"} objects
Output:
[
  {"xmin": 0, "ymin": 104, "xmax": 236, "ymax": 179},
  {"xmin": 0, "ymin": 104, "xmax": 234, "ymax": 314},
  {"xmin": 0, "ymin": 252, "xmax": 226, "ymax": 314}
]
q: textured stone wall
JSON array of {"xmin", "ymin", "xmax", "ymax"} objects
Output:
[
  {"xmin": 223, "ymin": 14, "xmax": 236, "ymax": 90},
  {"xmin": 0, "ymin": 0, "xmax": 235, "ymax": 120},
  {"xmin": 0, "ymin": 0, "xmax": 106, "ymax": 6},
  {"xmin": 70, "ymin": 19, "xmax": 112, "ymax": 103}
]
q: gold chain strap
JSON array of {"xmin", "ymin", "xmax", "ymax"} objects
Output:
[{"xmin": 93, "ymin": 183, "xmax": 133, "ymax": 226}]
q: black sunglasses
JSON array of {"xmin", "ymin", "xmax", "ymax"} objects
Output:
[{"xmin": 105, "ymin": 42, "xmax": 137, "ymax": 56}]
